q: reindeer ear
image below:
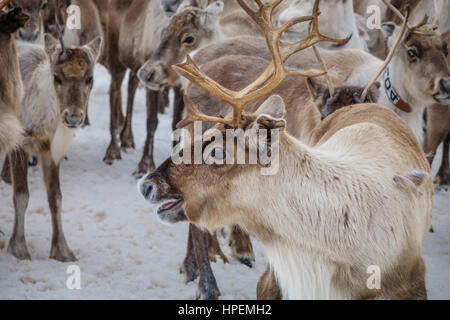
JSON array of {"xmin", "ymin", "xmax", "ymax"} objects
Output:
[
  {"xmin": 161, "ymin": 0, "xmax": 180, "ymax": 17},
  {"xmin": 83, "ymin": 36, "xmax": 102, "ymax": 62},
  {"xmin": 306, "ymin": 77, "xmax": 327, "ymax": 99},
  {"xmin": 255, "ymin": 95, "xmax": 286, "ymax": 131},
  {"xmin": 381, "ymin": 22, "xmax": 397, "ymax": 39},
  {"xmin": 44, "ymin": 33, "xmax": 60, "ymax": 57},
  {"xmin": 205, "ymin": 1, "xmax": 224, "ymax": 16}
]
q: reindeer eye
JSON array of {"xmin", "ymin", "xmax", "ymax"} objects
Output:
[
  {"xmin": 41, "ymin": 2, "xmax": 48, "ymax": 10},
  {"xmin": 86, "ymin": 76, "xmax": 94, "ymax": 86},
  {"xmin": 407, "ymin": 48, "xmax": 419, "ymax": 59},
  {"xmin": 211, "ymin": 148, "xmax": 225, "ymax": 160},
  {"xmin": 183, "ymin": 36, "xmax": 195, "ymax": 44},
  {"xmin": 54, "ymin": 75, "xmax": 62, "ymax": 85}
]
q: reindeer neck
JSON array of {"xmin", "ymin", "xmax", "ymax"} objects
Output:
[{"xmin": 378, "ymin": 63, "xmax": 426, "ymax": 143}]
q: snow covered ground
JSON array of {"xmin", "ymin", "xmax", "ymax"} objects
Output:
[{"xmin": 0, "ymin": 66, "xmax": 449, "ymax": 300}]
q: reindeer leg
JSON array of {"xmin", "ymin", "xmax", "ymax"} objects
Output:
[
  {"xmin": 436, "ymin": 133, "xmax": 450, "ymax": 189},
  {"xmin": 120, "ymin": 72, "xmax": 139, "ymax": 150},
  {"xmin": 257, "ymin": 264, "xmax": 282, "ymax": 300},
  {"xmin": 191, "ymin": 224, "xmax": 221, "ymax": 300},
  {"xmin": 206, "ymin": 231, "xmax": 229, "ymax": 264},
  {"xmin": 7, "ymin": 149, "xmax": 31, "ymax": 260},
  {"xmin": 103, "ymin": 67, "xmax": 126, "ymax": 165},
  {"xmin": 40, "ymin": 153, "xmax": 76, "ymax": 262},
  {"xmin": 229, "ymin": 225, "xmax": 254, "ymax": 268},
  {"xmin": 133, "ymin": 90, "xmax": 159, "ymax": 177},
  {"xmin": 180, "ymin": 225, "xmax": 199, "ymax": 283},
  {"xmin": 172, "ymin": 86, "xmax": 185, "ymax": 141},
  {"xmin": 159, "ymin": 86, "xmax": 169, "ymax": 114},
  {"xmin": 1, "ymin": 156, "xmax": 11, "ymax": 184}
]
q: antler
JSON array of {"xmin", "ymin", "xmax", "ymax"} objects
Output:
[
  {"xmin": 361, "ymin": 6, "xmax": 410, "ymax": 101},
  {"xmin": 55, "ymin": 0, "xmax": 65, "ymax": 53},
  {"xmin": 0, "ymin": 0, "xmax": 12, "ymax": 11},
  {"xmin": 381, "ymin": 0, "xmax": 431, "ymax": 35},
  {"xmin": 174, "ymin": 0, "xmax": 348, "ymax": 129}
]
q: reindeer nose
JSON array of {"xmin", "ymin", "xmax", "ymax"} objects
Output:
[
  {"xmin": 64, "ymin": 114, "xmax": 84, "ymax": 128},
  {"xmin": 439, "ymin": 78, "xmax": 450, "ymax": 94},
  {"xmin": 146, "ymin": 71, "xmax": 155, "ymax": 83},
  {"xmin": 18, "ymin": 29, "xmax": 38, "ymax": 42},
  {"xmin": 140, "ymin": 181, "xmax": 154, "ymax": 201}
]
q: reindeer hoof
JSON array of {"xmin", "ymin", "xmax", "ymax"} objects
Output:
[
  {"xmin": 50, "ymin": 242, "xmax": 77, "ymax": 262},
  {"xmin": 132, "ymin": 161, "xmax": 155, "ymax": 178},
  {"xmin": 1, "ymin": 164, "xmax": 12, "ymax": 184},
  {"xmin": 180, "ymin": 260, "xmax": 199, "ymax": 284},
  {"xmin": 7, "ymin": 237, "xmax": 31, "ymax": 260},
  {"xmin": 103, "ymin": 144, "xmax": 122, "ymax": 165},
  {"xmin": 196, "ymin": 282, "xmax": 221, "ymax": 300}
]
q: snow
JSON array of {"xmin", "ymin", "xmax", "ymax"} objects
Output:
[{"xmin": 0, "ymin": 65, "xmax": 449, "ymax": 300}]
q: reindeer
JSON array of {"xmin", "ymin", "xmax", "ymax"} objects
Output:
[
  {"xmin": 5, "ymin": 31, "xmax": 101, "ymax": 261},
  {"xmin": 100, "ymin": 0, "xmax": 203, "ymax": 177},
  {"xmin": 139, "ymin": 0, "xmax": 433, "ymax": 299},
  {"xmin": 0, "ymin": 3, "xmax": 28, "ymax": 157}
]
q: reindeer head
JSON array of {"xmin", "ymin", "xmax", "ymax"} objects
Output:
[
  {"xmin": 138, "ymin": 1, "xmax": 224, "ymax": 90},
  {"xmin": 139, "ymin": 95, "xmax": 287, "ymax": 227},
  {"xmin": 5, "ymin": 0, "xmax": 49, "ymax": 42},
  {"xmin": 45, "ymin": 34, "xmax": 101, "ymax": 128},
  {"xmin": 381, "ymin": 18, "xmax": 450, "ymax": 105},
  {"xmin": 307, "ymin": 78, "xmax": 380, "ymax": 120},
  {"xmin": 0, "ymin": 6, "xmax": 29, "ymax": 38}
]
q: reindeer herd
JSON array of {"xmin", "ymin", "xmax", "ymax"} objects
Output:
[{"xmin": 0, "ymin": 0, "xmax": 449, "ymax": 300}]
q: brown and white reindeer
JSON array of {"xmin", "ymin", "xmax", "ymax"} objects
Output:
[
  {"xmin": 0, "ymin": 3, "xmax": 28, "ymax": 158},
  {"xmin": 139, "ymin": 0, "xmax": 433, "ymax": 299},
  {"xmin": 379, "ymin": 0, "xmax": 450, "ymax": 189},
  {"xmin": 5, "ymin": 31, "xmax": 101, "ymax": 261},
  {"xmin": 100, "ymin": 0, "xmax": 206, "ymax": 177}
]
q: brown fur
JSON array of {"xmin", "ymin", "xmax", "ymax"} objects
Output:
[
  {"xmin": 0, "ymin": 8, "xmax": 28, "ymax": 157},
  {"xmin": 424, "ymin": 29, "xmax": 450, "ymax": 187}
]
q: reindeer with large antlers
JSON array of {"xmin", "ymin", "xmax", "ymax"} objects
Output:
[{"xmin": 139, "ymin": 0, "xmax": 433, "ymax": 299}]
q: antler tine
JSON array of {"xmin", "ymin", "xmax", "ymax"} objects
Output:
[
  {"xmin": 176, "ymin": 96, "xmax": 231, "ymax": 129},
  {"xmin": 0, "ymin": 0, "xmax": 12, "ymax": 11},
  {"xmin": 279, "ymin": 0, "xmax": 349, "ymax": 62},
  {"xmin": 382, "ymin": 0, "xmax": 430, "ymax": 35},
  {"xmin": 174, "ymin": 0, "xmax": 350, "ymax": 128},
  {"xmin": 409, "ymin": 14, "xmax": 429, "ymax": 33},
  {"xmin": 361, "ymin": 6, "xmax": 410, "ymax": 101},
  {"xmin": 55, "ymin": 0, "xmax": 66, "ymax": 53}
]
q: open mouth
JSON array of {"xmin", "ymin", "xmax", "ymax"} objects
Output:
[
  {"xmin": 433, "ymin": 93, "xmax": 450, "ymax": 102},
  {"xmin": 157, "ymin": 199, "xmax": 184, "ymax": 214}
]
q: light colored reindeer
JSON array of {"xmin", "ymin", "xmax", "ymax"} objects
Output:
[{"xmin": 6, "ymin": 33, "xmax": 101, "ymax": 261}]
